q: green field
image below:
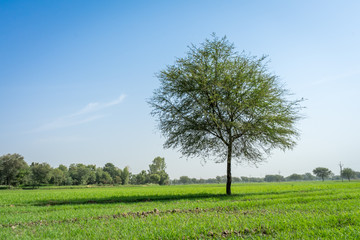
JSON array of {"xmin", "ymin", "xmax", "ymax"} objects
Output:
[{"xmin": 1, "ymin": 182, "xmax": 360, "ymax": 239}]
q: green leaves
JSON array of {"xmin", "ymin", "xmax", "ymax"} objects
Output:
[{"xmin": 149, "ymin": 34, "xmax": 303, "ymax": 164}]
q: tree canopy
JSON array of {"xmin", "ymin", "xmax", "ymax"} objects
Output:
[
  {"xmin": 341, "ymin": 168, "xmax": 355, "ymax": 182},
  {"xmin": 149, "ymin": 34, "xmax": 303, "ymax": 194},
  {"xmin": 0, "ymin": 153, "xmax": 28, "ymax": 186},
  {"xmin": 313, "ymin": 167, "xmax": 332, "ymax": 181}
]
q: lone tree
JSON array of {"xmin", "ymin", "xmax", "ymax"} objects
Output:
[
  {"xmin": 313, "ymin": 167, "xmax": 332, "ymax": 181},
  {"xmin": 149, "ymin": 34, "xmax": 303, "ymax": 195},
  {"xmin": 341, "ymin": 168, "xmax": 355, "ymax": 182},
  {"xmin": 148, "ymin": 157, "xmax": 169, "ymax": 185}
]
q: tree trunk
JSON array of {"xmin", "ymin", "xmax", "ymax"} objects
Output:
[{"xmin": 226, "ymin": 142, "xmax": 232, "ymax": 195}]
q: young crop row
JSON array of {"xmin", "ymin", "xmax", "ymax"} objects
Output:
[{"xmin": 1, "ymin": 181, "xmax": 359, "ymax": 239}]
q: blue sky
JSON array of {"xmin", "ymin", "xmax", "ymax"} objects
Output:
[{"xmin": 1, "ymin": 0, "xmax": 359, "ymax": 178}]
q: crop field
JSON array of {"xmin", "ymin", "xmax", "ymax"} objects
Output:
[{"xmin": 1, "ymin": 182, "xmax": 360, "ymax": 239}]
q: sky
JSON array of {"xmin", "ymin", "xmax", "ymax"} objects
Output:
[{"xmin": 1, "ymin": 0, "xmax": 359, "ymax": 179}]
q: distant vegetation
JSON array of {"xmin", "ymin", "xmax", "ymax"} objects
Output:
[
  {"xmin": 1, "ymin": 153, "xmax": 358, "ymax": 189},
  {"xmin": 0, "ymin": 154, "xmax": 169, "ymax": 188},
  {"xmin": 173, "ymin": 170, "xmax": 360, "ymax": 185}
]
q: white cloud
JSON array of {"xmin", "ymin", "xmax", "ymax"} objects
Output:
[
  {"xmin": 31, "ymin": 94, "xmax": 126, "ymax": 132},
  {"xmin": 306, "ymin": 71, "xmax": 360, "ymax": 89},
  {"xmin": 104, "ymin": 95, "xmax": 126, "ymax": 107},
  {"xmin": 75, "ymin": 102, "xmax": 101, "ymax": 116}
]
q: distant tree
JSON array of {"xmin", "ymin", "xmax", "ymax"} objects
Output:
[
  {"xmin": 69, "ymin": 164, "xmax": 91, "ymax": 185},
  {"xmin": 30, "ymin": 162, "xmax": 52, "ymax": 186},
  {"xmin": 149, "ymin": 34, "xmax": 303, "ymax": 195},
  {"xmin": 232, "ymin": 177, "xmax": 241, "ymax": 183},
  {"xmin": 339, "ymin": 162, "xmax": 344, "ymax": 182},
  {"xmin": 95, "ymin": 168, "xmax": 104, "ymax": 183},
  {"xmin": 147, "ymin": 157, "xmax": 169, "ymax": 185},
  {"xmin": 241, "ymin": 176, "xmax": 249, "ymax": 182},
  {"xmin": 149, "ymin": 157, "xmax": 166, "ymax": 174},
  {"xmin": 17, "ymin": 168, "xmax": 31, "ymax": 186},
  {"xmin": 302, "ymin": 172, "xmax": 315, "ymax": 181},
  {"xmin": 96, "ymin": 168, "xmax": 113, "ymax": 184},
  {"xmin": 133, "ymin": 170, "xmax": 148, "ymax": 185},
  {"xmin": 158, "ymin": 170, "xmax": 170, "ymax": 185},
  {"xmin": 102, "ymin": 171, "xmax": 113, "ymax": 184},
  {"xmin": 120, "ymin": 166, "xmax": 130, "ymax": 185},
  {"xmin": 287, "ymin": 173, "xmax": 303, "ymax": 181},
  {"xmin": 341, "ymin": 168, "xmax": 356, "ymax": 182},
  {"xmin": 191, "ymin": 178, "xmax": 198, "ymax": 184},
  {"xmin": 313, "ymin": 167, "xmax": 332, "ymax": 181},
  {"xmin": 114, "ymin": 175, "xmax": 121, "ymax": 184},
  {"xmin": 0, "ymin": 153, "xmax": 29, "ymax": 187},
  {"xmin": 56, "ymin": 165, "xmax": 72, "ymax": 185},
  {"xmin": 58, "ymin": 164, "xmax": 68, "ymax": 172},
  {"xmin": 264, "ymin": 174, "xmax": 284, "ymax": 182},
  {"xmin": 50, "ymin": 168, "xmax": 66, "ymax": 186},
  {"xmin": 179, "ymin": 176, "xmax": 191, "ymax": 184},
  {"xmin": 86, "ymin": 165, "xmax": 97, "ymax": 184},
  {"xmin": 206, "ymin": 178, "xmax": 217, "ymax": 184},
  {"xmin": 149, "ymin": 174, "xmax": 161, "ymax": 184},
  {"xmin": 103, "ymin": 163, "xmax": 119, "ymax": 183},
  {"xmin": 198, "ymin": 178, "xmax": 206, "ymax": 184},
  {"xmin": 249, "ymin": 177, "xmax": 264, "ymax": 182}
]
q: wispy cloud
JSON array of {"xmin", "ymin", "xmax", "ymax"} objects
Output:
[
  {"xmin": 31, "ymin": 94, "xmax": 126, "ymax": 132},
  {"xmin": 305, "ymin": 71, "xmax": 360, "ymax": 89},
  {"xmin": 73, "ymin": 95, "xmax": 126, "ymax": 116}
]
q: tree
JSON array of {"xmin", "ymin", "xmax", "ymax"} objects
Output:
[
  {"xmin": 313, "ymin": 167, "xmax": 332, "ymax": 181},
  {"xmin": 241, "ymin": 176, "xmax": 249, "ymax": 182},
  {"xmin": 149, "ymin": 34, "xmax": 303, "ymax": 195},
  {"xmin": 30, "ymin": 162, "xmax": 52, "ymax": 186},
  {"xmin": 103, "ymin": 163, "xmax": 119, "ymax": 183},
  {"xmin": 149, "ymin": 174, "xmax": 161, "ymax": 184},
  {"xmin": 57, "ymin": 164, "xmax": 72, "ymax": 185},
  {"xmin": 120, "ymin": 166, "xmax": 130, "ymax": 185},
  {"xmin": 286, "ymin": 173, "xmax": 303, "ymax": 181},
  {"xmin": 49, "ymin": 168, "xmax": 65, "ymax": 185},
  {"xmin": 232, "ymin": 177, "xmax": 241, "ymax": 183},
  {"xmin": 148, "ymin": 157, "xmax": 169, "ymax": 185},
  {"xmin": 158, "ymin": 170, "xmax": 169, "ymax": 185},
  {"xmin": 96, "ymin": 168, "xmax": 113, "ymax": 184},
  {"xmin": 0, "ymin": 153, "xmax": 29, "ymax": 187},
  {"xmin": 179, "ymin": 176, "xmax": 191, "ymax": 184},
  {"xmin": 264, "ymin": 174, "xmax": 284, "ymax": 182},
  {"xmin": 58, "ymin": 164, "xmax": 68, "ymax": 173},
  {"xmin": 69, "ymin": 164, "xmax": 91, "ymax": 185},
  {"xmin": 302, "ymin": 172, "xmax": 315, "ymax": 181},
  {"xmin": 341, "ymin": 168, "xmax": 355, "ymax": 182},
  {"xmin": 339, "ymin": 162, "xmax": 344, "ymax": 182},
  {"xmin": 149, "ymin": 157, "xmax": 166, "ymax": 174},
  {"xmin": 133, "ymin": 170, "xmax": 148, "ymax": 185}
]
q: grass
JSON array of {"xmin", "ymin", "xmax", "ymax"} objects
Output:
[{"xmin": 1, "ymin": 181, "xmax": 360, "ymax": 239}]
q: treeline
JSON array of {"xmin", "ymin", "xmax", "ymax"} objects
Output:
[
  {"xmin": 172, "ymin": 168, "xmax": 360, "ymax": 184},
  {"xmin": 0, "ymin": 154, "xmax": 169, "ymax": 188},
  {"xmin": 1, "ymin": 153, "xmax": 358, "ymax": 188}
]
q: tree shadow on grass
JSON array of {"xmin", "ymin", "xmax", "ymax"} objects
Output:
[
  {"xmin": 32, "ymin": 189, "xmax": 320, "ymax": 206},
  {"xmin": 34, "ymin": 193, "xmax": 228, "ymax": 206}
]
